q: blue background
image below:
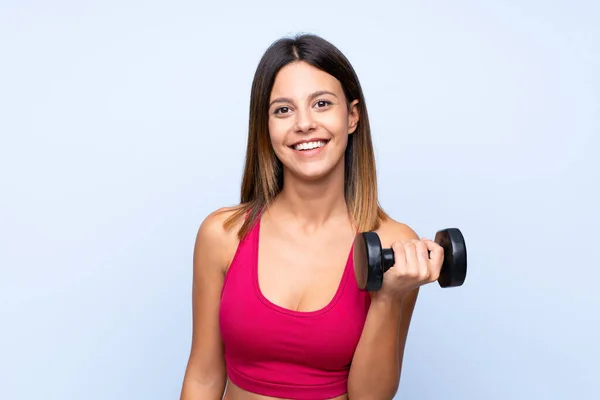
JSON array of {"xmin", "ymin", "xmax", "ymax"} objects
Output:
[{"xmin": 1, "ymin": 1, "xmax": 598, "ymax": 398}]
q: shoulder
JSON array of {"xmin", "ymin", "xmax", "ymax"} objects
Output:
[
  {"xmin": 375, "ymin": 215, "xmax": 420, "ymax": 248},
  {"xmin": 194, "ymin": 205, "xmax": 246, "ymax": 274}
]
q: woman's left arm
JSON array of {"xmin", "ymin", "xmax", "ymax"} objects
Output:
[
  {"xmin": 347, "ymin": 221, "xmax": 444, "ymax": 399},
  {"xmin": 346, "ymin": 288, "xmax": 419, "ymax": 400}
]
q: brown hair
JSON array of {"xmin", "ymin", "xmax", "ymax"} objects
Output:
[{"xmin": 224, "ymin": 33, "xmax": 388, "ymax": 239}]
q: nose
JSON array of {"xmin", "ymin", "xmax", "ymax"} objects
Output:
[{"xmin": 294, "ymin": 108, "xmax": 316, "ymax": 133}]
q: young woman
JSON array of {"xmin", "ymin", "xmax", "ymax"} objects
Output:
[{"xmin": 180, "ymin": 33, "xmax": 444, "ymax": 400}]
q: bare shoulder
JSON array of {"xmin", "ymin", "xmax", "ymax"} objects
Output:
[
  {"xmin": 194, "ymin": 205, "xmax": 245, "ymax": 275},
  {"xmin": 376, "ymin": 215, "xmax": 420, "ymax": 247}
]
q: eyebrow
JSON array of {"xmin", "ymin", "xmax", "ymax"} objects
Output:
[{"xmin": 269, "ymin": 90, "xmax": 337, "ymax": 108}]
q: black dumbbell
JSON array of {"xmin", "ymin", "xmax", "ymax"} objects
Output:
[{"xmin": 353, "ymin": 228, "xmax": 467, "ymax": 291}]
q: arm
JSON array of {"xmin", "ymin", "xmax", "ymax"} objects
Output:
[
  {"xmin": 347, "ymin": 224, "xmax": 421, "ymax": 400},
  {"xmin": 347, "ymin": 288, "xmax": 419, "ymax": 399},
  {"xmin": 180, "ymin": 209, "xmax": 235, "ymax": 399}
]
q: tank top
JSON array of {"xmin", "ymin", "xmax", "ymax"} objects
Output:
[{"xmin": 218, "ymin": 215, "xmax": 371, "ymax": 399}]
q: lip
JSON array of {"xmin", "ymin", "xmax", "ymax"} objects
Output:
[
  {"xmin": 288, "ymin": 138, "xmax": 330, "ymax": 157},
  {"xmin": 288, "ymin": 138, "xmax": 330, "ymax": 148}
]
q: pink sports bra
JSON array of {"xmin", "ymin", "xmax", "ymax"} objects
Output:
[{"xmin": 219, "ymin": 216, "xmax": 371, "ymax": 399}]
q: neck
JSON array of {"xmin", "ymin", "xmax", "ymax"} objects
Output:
[{"xmin": 271, "ymin": 164, "xmax": 349, "ymax": 231}]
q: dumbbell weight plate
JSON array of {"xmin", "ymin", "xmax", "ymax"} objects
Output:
[
  {"xmin": 353, "ymin": 231, "xmax": 383, "ymax": 291},
  {"xmin": 436, "ymin": 228, "xmax": 467, "ymax": 288}
]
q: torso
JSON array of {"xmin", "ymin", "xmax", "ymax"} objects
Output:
[{"xmin": 218, "ymin": 205, "xmax": 407, "ymax": 399}]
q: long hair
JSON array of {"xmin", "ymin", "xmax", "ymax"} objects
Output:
[{"xmin": 224, "ymin": 33, "xmax": 388, "ymax": 239}]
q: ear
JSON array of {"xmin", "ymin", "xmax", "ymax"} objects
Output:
[{"xmin": 347, "ymin": 99, "xmax": 360, "ymax": 134}]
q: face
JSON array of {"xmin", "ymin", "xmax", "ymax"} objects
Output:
[{"xmin": 267, "ymin": 61, "xmax": 359, "ymax": 181}]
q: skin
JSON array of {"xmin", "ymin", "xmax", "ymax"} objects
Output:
[{"xmin": 180, "ymin": 61, "xmax": 445, "ymax": 400}]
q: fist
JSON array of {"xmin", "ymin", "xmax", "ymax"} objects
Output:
[{"xmin": 380, "ymin": 238, "xmax": 444, "ymax": 298}]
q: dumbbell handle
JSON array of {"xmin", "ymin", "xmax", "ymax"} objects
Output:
[{"xmin": 381, "ymin": 249, "xmax": 395, "ymax": 272}]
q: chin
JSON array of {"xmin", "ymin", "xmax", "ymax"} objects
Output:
[
  {"xmin": 276, "ymin": 145, "xmax": 346, "ymax": 183},
  {"xmin": 287, "ymin": 162, "xmax": 341, "ymax": 183}
]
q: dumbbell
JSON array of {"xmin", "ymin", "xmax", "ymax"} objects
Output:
[{"xmin": 353, "ymin": 228, "xmax": 467, "ymax": 291}]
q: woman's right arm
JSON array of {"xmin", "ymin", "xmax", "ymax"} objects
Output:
[{"xmin": 180, "ymin": 208, "xmax": 237, "ymax": 399}]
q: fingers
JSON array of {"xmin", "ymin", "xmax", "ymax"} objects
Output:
[
  {"xmin": 413, "ymin": 239, "xmax": 431, "ymax": 281},
  {"xmin": 391, "ymin": 239, "xmax": 430, "ymax": 280},
  {"xmin": 422, "ymin": 238, "xmax": 443, "ymax": 281},
  {"xmin": 391, "ymin": 238, "xmax": 443, "ymax": 283},
  {"xmin": 383, "ymin": 235, "xmax": 447, "ymax": 300},
  {"xmin": 390, "ymin": 240, "xmax": 417, "ymax": 279},
  {"xmin": 422, "ymin": 238, "xmax": 444, "ymax": 262},
  {"xmin": 390, "ymin": 240, "xmax": 406, "ymax": 269},
  {"xmin": 404, "ymin": 240, "xmax": 419, "ymax": 276}
]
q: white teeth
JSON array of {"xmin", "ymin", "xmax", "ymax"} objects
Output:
[{"xmin": 294, "ymin": 140, "xmax": 327, "ymax": 151}]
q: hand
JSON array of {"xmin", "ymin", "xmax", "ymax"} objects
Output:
[{"xmin": 378, "ymin": 238, "xmax": 444, "ymax": 299}]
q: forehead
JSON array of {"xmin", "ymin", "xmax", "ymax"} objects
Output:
[{"xmin": 270, "ymin": 61, "xmax": 343, "ymax": 99}]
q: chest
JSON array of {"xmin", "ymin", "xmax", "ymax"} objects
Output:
[{"xmin": 257, "ymin": 227, "xmax": 354, "ymax": 313}]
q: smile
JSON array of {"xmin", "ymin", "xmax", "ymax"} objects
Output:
[{"xmin": 291, "ymin": 140, "xmax": 329, "ymax": 151}]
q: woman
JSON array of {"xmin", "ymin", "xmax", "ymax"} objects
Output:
[{"xmin": 180, "ymin": 33, "xmax": 444, "ymax": 400}]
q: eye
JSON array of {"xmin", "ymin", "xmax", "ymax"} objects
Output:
[
  {"xmin": 314, "ymin": 100, "xmax": 332, "ymax": 108},
  {"xmin": 274, "ymin": 106, "xmax": 291, "ymax": 114}
]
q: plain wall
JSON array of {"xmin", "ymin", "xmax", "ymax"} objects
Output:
[{"xmin": 1, "ymin": 0, "xmax": 598, "ymax": 399}]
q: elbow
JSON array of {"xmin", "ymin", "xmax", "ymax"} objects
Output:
[
  {"xmin": 347, "ymin": 363, "xmax": 401, "ymax": 399},
  {"xmin": 180, "ymin": 366, "xmax": 227, "ymax": 400},
  {"xmin": 348, "ymin": 388, "xmax": 399, "ymax": 400},
  {"xmin": 180, "ymin": 378, "xmax": 226, "ymax": 400},
  {"xmin": 347, "ymin": 379, "xmax": 400, "ymax": 400}
]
